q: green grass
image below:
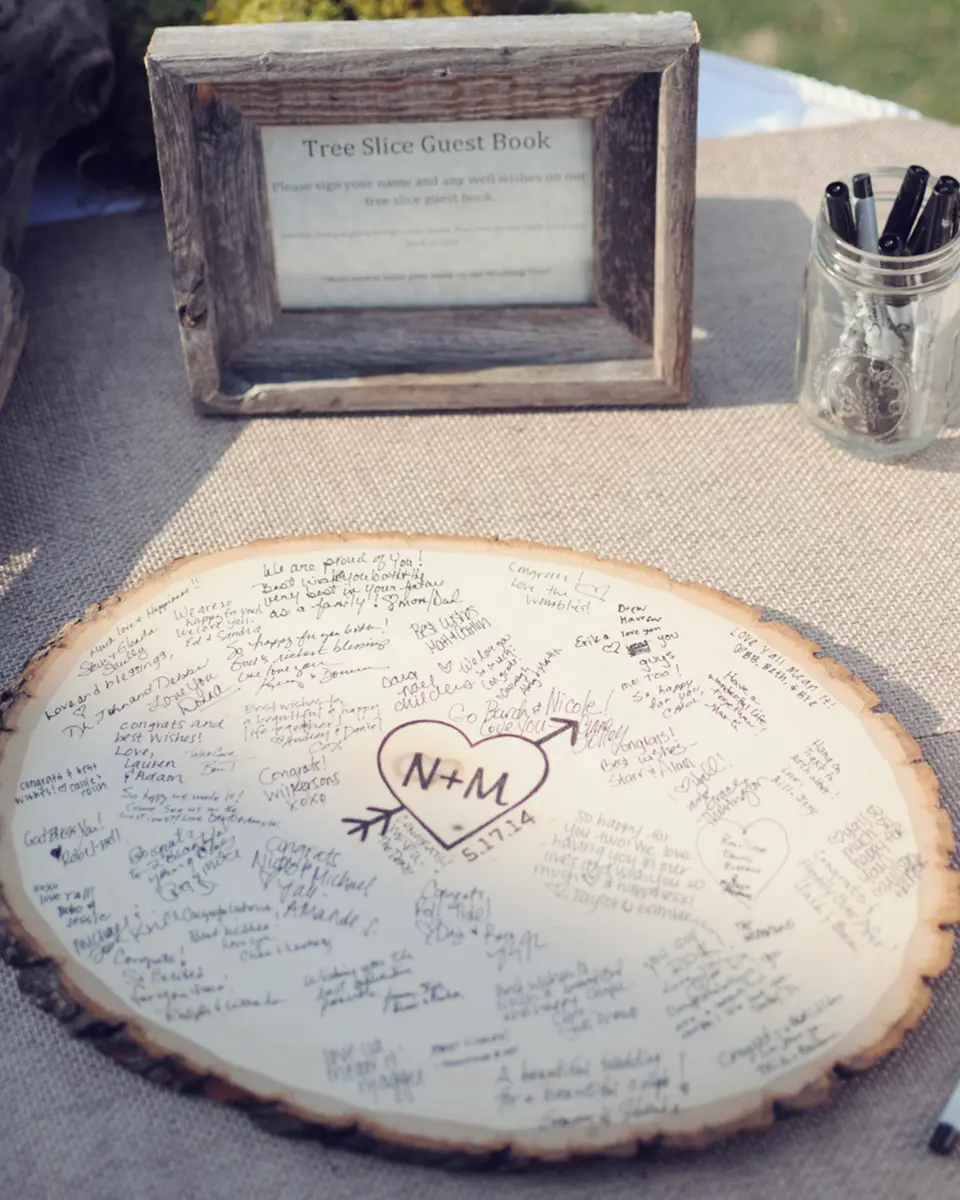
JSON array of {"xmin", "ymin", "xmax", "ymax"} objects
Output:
[{"xmin": 584, "ymin": 0, "xmax": 960, "ymax": 124}]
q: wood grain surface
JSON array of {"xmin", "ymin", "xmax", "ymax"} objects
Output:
[{"xmin": 0, "ymin": 534, "xmax": 955, "ymax": 1163}]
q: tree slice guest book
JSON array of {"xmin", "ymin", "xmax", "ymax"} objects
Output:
[
  {"xmin": 145, "ymin": 14, "xmax": 698, "ymax": 415},
  {"xmin": 0, "ymin": 537, "xmax": 956, "ymax": 1162}
]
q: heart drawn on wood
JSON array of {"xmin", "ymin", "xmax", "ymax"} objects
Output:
[
  {"xmin": 695, "ymin": 818, "xmax": 790, "ymax": 904},
  {"xmin": 377, "ymin": 720, "xmax": 550, "ymax": 849}
]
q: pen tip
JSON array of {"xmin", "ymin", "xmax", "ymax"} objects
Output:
[
  {"xmin": 929, "ymin": 1123, "xmax": 958, "ymax": 1155},
  {"xmin": 852, "ymin": 173, "xmax": 874, "ymax": 199}
]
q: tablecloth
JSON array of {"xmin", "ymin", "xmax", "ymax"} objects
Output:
[{"xmin": 2, "ymin": 116, "xmax": 960, "ymax": 1199}]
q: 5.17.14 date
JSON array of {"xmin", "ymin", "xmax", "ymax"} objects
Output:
[{"xmin": 461, "ymin": 809, "xmax": 535, "ymax": 862}]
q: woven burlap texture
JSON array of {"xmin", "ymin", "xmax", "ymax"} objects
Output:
[{"xmin": 1, "ymin": 117, "xmax": 960, "ymax": 1199}]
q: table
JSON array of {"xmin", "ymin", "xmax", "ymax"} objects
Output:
[{"xmin": 2, "ymin": 114, "xmax": 960, "ymax": 1200}]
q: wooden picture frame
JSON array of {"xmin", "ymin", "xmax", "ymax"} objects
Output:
[{"xmin": 146, "ymin": 14, "xmax": 699, "ymax": 415}]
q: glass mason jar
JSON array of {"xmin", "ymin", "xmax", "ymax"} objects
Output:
[{"xmin": 795, "ymin": 167, "xmax": 960, "ymax": 460}]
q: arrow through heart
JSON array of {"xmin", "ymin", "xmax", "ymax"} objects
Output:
[{"xmin": 342, "ymin": 718, "xmax": 578, "ymax": 849}]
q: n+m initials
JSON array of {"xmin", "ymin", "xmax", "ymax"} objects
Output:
[{"xmin": 402, "ymin": 752, "xmax": 509, "ymax": 806}]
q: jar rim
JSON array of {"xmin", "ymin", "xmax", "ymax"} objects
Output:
[
  {"xmin": 816, "ymin": 204, "xmax": 960, "ymax": 268},
  {"xmin": 814, "ymin": 165, "xmax": 960, "ymax": 283}
]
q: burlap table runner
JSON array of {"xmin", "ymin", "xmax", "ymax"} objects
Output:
[{"xmin": 2, "ymin": 116, "xmax": 960, "ymax": 1199}]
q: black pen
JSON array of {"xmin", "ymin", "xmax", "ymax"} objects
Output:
[
  {"xmin": 824, "ymin": 180, "xmax": 856, "ymax": 245},
  {"xmin": 878, "ymin": 232, "xmax": 907, "ymax": 305},
  {"xmin": 954, "ymin": 190, "xmax": 960, "ymax": 241},
  {"xmin": 931, "ymin": 1074, "xmax": 960, "ymax": 1155},
  {"xmin": 882, "ymin": 164, "xmax": 929, "ymax": 243},
  {"xmin": 907, "ymin": 193, "xmax": 939, "ymax": 254},
  {"xmin": 853, "ymin": 173, "xmax": 879, "ymax": 252},
  {"xmin": 930, "ymin": 176, "xmax": 959, "ymax": 250},
  {"xmin": 907, "ymin": 182, "xmax": 948, "ymax": 255}
]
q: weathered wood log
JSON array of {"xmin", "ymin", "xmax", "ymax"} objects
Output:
[{"xmin": 0, "ymin": 0, "xmax": 115, "ymax": 409}]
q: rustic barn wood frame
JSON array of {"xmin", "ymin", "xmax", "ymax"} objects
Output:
[{"xmin": 147, "ymin": 14, "xmax": 699, "ymax": 415}]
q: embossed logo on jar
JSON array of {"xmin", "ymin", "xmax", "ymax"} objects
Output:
[{"xmin": 814, "ymin": 351, "xmax": 911, "ymax": 437}]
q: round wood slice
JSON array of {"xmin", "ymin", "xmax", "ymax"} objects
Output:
[{"xmin": 1, "ymin": 535, "xmax": 956, "ymax": 1164}]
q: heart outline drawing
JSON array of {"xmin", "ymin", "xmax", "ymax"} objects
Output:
[
  {"xmin": 695, "ymin": 818, "xmax": 790, "ymax": 905},
  {"xmin": 375, "ymin": 720, "xmax": 551, "ymax": 850}
]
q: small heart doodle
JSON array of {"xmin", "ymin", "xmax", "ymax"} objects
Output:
[{"xmin": 695, "ymin": 818, "xmax": 789, "ymax": 904}]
